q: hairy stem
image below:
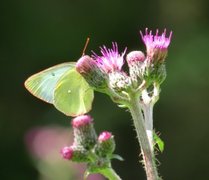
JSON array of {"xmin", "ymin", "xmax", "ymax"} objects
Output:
[
  {"xmin": 128, "ymin": 93, "xmax": 159, "ymax": 180},
  {"xmin": 143, "ymin": 104, "xmax": 154, "ymax": 152}
]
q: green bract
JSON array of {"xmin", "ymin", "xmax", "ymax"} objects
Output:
[
  {"xmin": 25, "ymin": 62, "xmax": 94, "ymax": 116},
  {"xmin": 154, "ymin": 132, "xmax": 165, "ymax": 153}
]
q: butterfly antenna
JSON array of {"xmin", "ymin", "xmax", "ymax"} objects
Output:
[{"xmin": 82, "ymin": 37, "xmax": 90, "ymax": 56}]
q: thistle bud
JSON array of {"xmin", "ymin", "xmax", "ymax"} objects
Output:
[
  {"xmin": 126, "ymin": 51, "xmax": 145, "ymax": 65},
  {"xmin": 61, "ymin": 145, "xmax": 90, "ymax": 162},
  {"xmin": 126, "ymin": 51, "xmax": 145, "ymax": 87},
  {"xmin": 61, "ymin": 146, "xmax": 73, "ymax": 160},
  {"xmin": 98, "ymin": 131, "xmax": 112, "ymax": 142},
  {"xmin": 71, "ymin": 115, "xmax": 97, "ymax": 150},
  {"xmin": 71, "ymin": 114, "xmax": 92, "ymax": 128},
  {"xmin": 96, "ymin": 131, "xmax": 115, "ymax": 157},
  {"xmin": 76, "ymin": 55, "xmax": 107, "ymax": 90}
]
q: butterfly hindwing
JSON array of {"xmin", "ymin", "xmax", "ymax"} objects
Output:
[{"xmin": 54, "ymin": 68, "xmax": 94, "ymax": 116}]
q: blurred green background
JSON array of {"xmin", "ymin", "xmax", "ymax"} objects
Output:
[{"xmin": 1, "ymin": 0, "xmax": 209, "ymax": 179}]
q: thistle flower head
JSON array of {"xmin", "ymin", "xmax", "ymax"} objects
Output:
[
  {"xmin": 76, "ymin": 55, "xmax": 97, "ymax": 75},
  {"xmin": 96, "ymin": 131, "xmax": 115, "ymax": 156},
  {"xmin": 71, "ymin": 115, "xmax": 93, "ymax": 128},
  {"xmin": 61, "ymin": 145, "xmax": 90, "ymax": 162},
  {"xmin": 126, "ymin": 51, "xmax": 145, "ymax": 65},
  {"xmin": 92, "ymin": 42, "xmax": 127, "ymax": 73},
  {"xmin": 140, "ymin": 28, "xmax": 172, "ymax": 61},
  {"xmin": 98, "ymin": 131, "xmax": 112, "ymax": 143},
  {"xmin": 61, "ymin": 146, "xmax": 74, "ymax": 160},
  {"xmin": 72, "ymin": 115, "xmax": 97, "ymax": 150},
  {"xmin": 126, "ymin": 51, "xmax": 146, "ymax": 87},
  {"xmin": 76, "ymin": 55, "xmax": 108, "ymax": 90}
]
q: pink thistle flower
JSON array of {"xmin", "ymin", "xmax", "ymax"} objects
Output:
[
  {"xmin": 76, "ymin": 55, "xmax": 108, "ymax": 90},
  {"xmin": 76, "ymin": 55, "xmax": 97, "ymax": 75},
  {"xmin": 97, "ymin": 131, "xmax": 115, "ymax": 155},
  {"xmin": 60, "ymin": 146, "xmax": 74, "ymax": 160},
  {"xmin": 71, "ymin": 115, "xmax": 93, "ymax": 128},
  {"xmin": 98, "ymin": 131, "xmax": 112, "ymax": 142},
  {"xmin": 92, "ymin": 42, "xmax": 127, "ymax": 73},
  {"xmin": 140, "ymin": 28, "xmax": 172, "ymax": 61}
]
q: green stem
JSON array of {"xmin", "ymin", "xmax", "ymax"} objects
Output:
[
  {"xmin": 141, "ymin": 82, "xmax": 161, "ymax": 152},
  {"xmin": 128, "ymin": 93, "xmax": 159, "ymax": 180},
  {"xmin": 99, "ymin": 167, "xmax": 122, "ymax": 180},
  {"xmin": 143, "ymin": 104, "xmax": 154, "ymax": 152}
]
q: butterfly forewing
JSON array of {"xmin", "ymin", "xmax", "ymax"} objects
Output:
[{"xmin": 24, "ymin": 62, "xmax": 76, "ymax": 103}]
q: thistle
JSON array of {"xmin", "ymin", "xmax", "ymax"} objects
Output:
[
  {"xmin": 71, "ymin": 115, "xmax": 97, "ymax": 150},
  {"xmin": 140, "ymin": 28, "xmax": 172, "ymax": 63},
  {"xmin": 92, "ymin": 42, "xmax": 126, "ymax": 73},
  {"xmin": 126, "ymin": 50, "xmax": 146, "ymax": 87},
  {"xmin": 25, "ymin": 28, "xmax": 172, "ymax": 180},
  {"xmin": 96, "ymin": 131, "xmax": 115, "ymax": 157},
  {"xmin": 76, "ymin": 55, "xmax": 108, "ymax": 91},
  {"xmin": 61, "ymin": 146, "xmax": 74, "ymax": 160},
  {"xmin": 75, "ymin": 29, "xmax": 172, "ymax": 180},
  {"xmin": 60, "ymin": 115, "xmax": 122, "ymax": 179}
]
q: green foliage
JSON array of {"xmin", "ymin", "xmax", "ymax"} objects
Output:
[
  {"xmin": 154, "ymin": 132, "xmax": 164, "ymax": 153},
  {"xmin": 110, "ymin": 154, "xmax": 124, "ymax": 161}
]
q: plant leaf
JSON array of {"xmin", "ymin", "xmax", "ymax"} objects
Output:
[
  {"xmin": 54, "ymin": 68, "xmax": 94, "ymax": 116},
  {"xmin": 154, "ymin": 132, "xmax": 165, "ymax": 153},
  {"xmin": 24, "ymin": 62, "xmax": 75, "ymax": 103},
  {"xmin": 110, "ymin": 154, "xmax": 124, "ymax": 161}
]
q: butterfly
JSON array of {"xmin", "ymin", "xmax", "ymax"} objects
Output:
[{"xmin": 24, "ymin": 61, "xmax": 94, "ymax": 117}]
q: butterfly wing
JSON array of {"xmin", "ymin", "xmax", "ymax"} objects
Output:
[
  {"xmin": 54, "ymin": 68, "xmax": 94, "ymax": 116},
  {"xmin": 24, "ymin": 62, "xmax": 76, "ymax": 103}
]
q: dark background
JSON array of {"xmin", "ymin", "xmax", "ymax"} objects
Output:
[{"xmin": 1, "ymin": 0, "xmax": 209, "ymax": 179}]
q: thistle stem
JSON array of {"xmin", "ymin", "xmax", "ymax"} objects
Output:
[
  {"xmin": 143, "ymin": 104, "xmax": 154, "ymax": 152},
  {"xmin": 128, "ymin": 93, "xmax": 159, "ymax": 180}
]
